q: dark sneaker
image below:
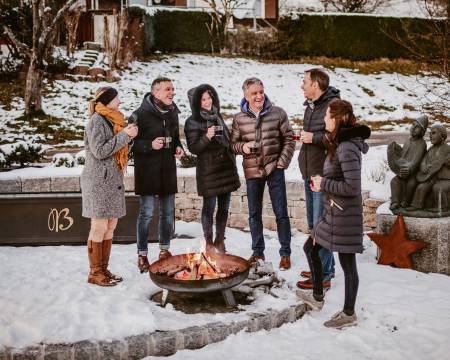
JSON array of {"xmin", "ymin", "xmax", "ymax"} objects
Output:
[
  {"xmin": 323, "ymin": 311, "xmax": 357, "ymax": 329},
  {"xmin": 299, "ymin": 271, "xmax": 335, "ymax": 279},
  {"xmin": 279, "ymin": 256, "xmax": 291, "ymax": 271},
  {"xmin": 300, "ymin": 270, "xmax": 311, "ymax": 278},
  {"xmin": 296, "ymin": 290, "xmax": 324, "ymax": 311},
  {"xmin": 296, "ymin": 277, "xmax": 331, "ymax": 290},
  {"xmin": 248, "ymin": 254, "xmax": 265, "ymax": 264},
  {"xmin": 159, "ymin": 249, "xmax": 172, "ymax": 261}
]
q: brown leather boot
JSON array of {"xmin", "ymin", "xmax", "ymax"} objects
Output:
[
  {"xmin": 137, "ymin": 255, "xmax": 150, "ymax": 273},
  {"xmin": 102, "ymin": 239, "xmax": 123, "ymax": 283},
  {"xmin": 279, "ymin": 256, "xmax": 291, "ymax": 271},
  {"xmin": 87, "ymin": 240, "xmax": 116, "ymax": 287},
  {"xmin": 159, "ymin": 249, "xmax": 172, "ymax": 261},
  {"xmin": 248, "ymin": 254, "xmax": 265, "ymax": 264}
]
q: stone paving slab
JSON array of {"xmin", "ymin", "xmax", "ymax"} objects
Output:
[{"xmin": 0, "ymin": 303, "xmax": 307, "ymax": 360}]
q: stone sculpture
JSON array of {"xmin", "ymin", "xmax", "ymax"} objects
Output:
[{"xmin": 388, "ymin": 119, "xmax": 450, "ymax": 218}]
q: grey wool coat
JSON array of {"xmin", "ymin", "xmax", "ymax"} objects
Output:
[
  {"xmin": 313, "ymin": 125, "xmax": 371, "ymax": 253},
  {"xmin": 81, "ymin": 113, "xmax": 130, "ymax": 219}
]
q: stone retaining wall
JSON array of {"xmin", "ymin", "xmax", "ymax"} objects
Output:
[
  {"xmin": 0, "ymin": 175, "xmax": 385, "ymax": 233},
  {"xmin": 0, "ymin": 303, "xmax": 307, "ymax": 359}
]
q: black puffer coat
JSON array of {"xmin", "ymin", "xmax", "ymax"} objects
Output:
[
  {"xmin": 184, "ymin": 84, "xmax": 240, "ymax": 198},
  {"xmin": 131, "ymin": 93, "xmax": 182, "ymax": 196},
  {"xmin": 298, "ymin": 86, "xmax": 340, "ymax": 180},
  {"xmin": 313, "ymin": 125, "xmax": 371, "ymax": 253}
]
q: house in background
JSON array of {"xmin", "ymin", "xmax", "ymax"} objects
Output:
[{"xmin": 76, "ymin": 0, "xmax": 278, "ymax": 45}]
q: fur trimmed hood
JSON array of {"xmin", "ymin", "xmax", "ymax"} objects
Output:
[
  {"xmin": 187, "ymin": 84, "xmax": 220, "ymax": 121},
  {"xmin": 337, "ymin": 124, "xmax": 371, "ymax": 154}
]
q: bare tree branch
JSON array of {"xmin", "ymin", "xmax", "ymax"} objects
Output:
[
  {"xmin": 320, "ymin": 0, "xmax": 387, "ymax": 13},
  {"xmin": 203, "ymin": 0, "xmax": 248, "ymax": 53},
  {"xmin": 2, "ymin": 24, "xmax": 31, "ymax": 58},
  {"xmin": 40, "ymin": 0, "xmax": 79, "ymax": 49}
]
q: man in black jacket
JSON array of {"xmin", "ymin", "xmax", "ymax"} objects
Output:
[
  {"xmin": 297, "ymin": 68, "xmax": 340, "ymax": 289},
  {"xmin": 130, "ymin": 77, "xmax": 184, "ymax": 272}
]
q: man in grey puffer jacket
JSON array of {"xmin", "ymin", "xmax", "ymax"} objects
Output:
[{"xmin": 297, "ymin": 68, "xmax": 340, "ymax": 290}]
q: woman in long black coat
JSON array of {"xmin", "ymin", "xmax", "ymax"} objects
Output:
[
  {"xmin": 184, "ymin": 84, "xmax": 240, "ymax": 252},
  {"xmin": 296, "ymin": 99, "xmax": 370, "ymax": 329}
]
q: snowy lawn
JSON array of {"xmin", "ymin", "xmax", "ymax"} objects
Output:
[
  {"xmin": 0, "ymin": 221, "xmax": 301, "ymax": 350},
  {"xmin": 1, "ymin": 220, "xmax": 449, "ymax": 359},
  {"xmin": 1, "ymin": 54, "xmax": 448, "ymax": 146}
]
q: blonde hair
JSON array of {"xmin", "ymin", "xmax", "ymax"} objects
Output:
[{"xmin": 88, "ymin": 87, "xmax": 111, "ymax": 116}]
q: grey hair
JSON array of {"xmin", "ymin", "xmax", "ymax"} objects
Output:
[
  {"xmin": 151, "ymin": 77, "xmax": 172, "ymax": 93},
  {"xmin": 242, "ymin": 77, "xmax": 264, "ymax": 92}
]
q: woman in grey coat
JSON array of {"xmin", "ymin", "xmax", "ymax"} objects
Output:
[
  {"xmin": 81, "ymin": 86, "xmax": 138, "ymax": 287},
  {"xmin": 296, "ymin": 99, "xmax": 370, "ymax": 329}
]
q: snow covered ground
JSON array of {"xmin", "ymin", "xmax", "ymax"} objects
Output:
[
  {"xmin": 0, "ymin": 148, "xmax": 394, "ymax": 201},
  {"xmin": 1, "ymin": 54, "xmax": 447, "ymax": 146},
  {"xmin": 1, "ymin": 220, "xmax": 449, "ymax": 359}
]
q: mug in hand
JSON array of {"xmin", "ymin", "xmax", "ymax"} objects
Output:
[
  {"xmin": 163, "ymin": 136, "xmax": 172, "ymax": 149},
  {"xmin": 214, "ymin": 125, "xmax": 223, "ymax": 137},
  {"xmin": 311, "ymin": 175, "xmax": 320, "ymax": 189},
  {"xmin": 250, "ymin": 145, "xmax": 259, "ymax": 154},
  {"xmin": 293, "ymin": 129, "xmax": 301, "ymax": 142}
]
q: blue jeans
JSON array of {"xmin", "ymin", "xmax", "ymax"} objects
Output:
[
  {"xmin": 305, "ymin": 179, "xmax": 335, "ymax": 278},
  {"xmin": 247, "ymin": 169, "xmax": 291, "ymax": 257},
  {"xmin": 136, "ymin": 194, "xmax": 174, "ymax": 255},
  {"xmin": 202, "ymin": 192, "xmax": 231, "ymax": 242}
]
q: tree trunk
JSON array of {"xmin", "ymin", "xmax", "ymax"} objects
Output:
[{"xmin": 24, "ymin": 55, "xmax": 44, "ymax": 115}]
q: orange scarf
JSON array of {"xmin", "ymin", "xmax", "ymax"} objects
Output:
[{"xmin": 94, "ymin": 103, "xmax": 128, "ymax": 172}]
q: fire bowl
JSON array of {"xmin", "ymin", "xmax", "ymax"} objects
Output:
[{"xmin": 149, "ymin": 252, "xmax": 250, "ymax": 307}]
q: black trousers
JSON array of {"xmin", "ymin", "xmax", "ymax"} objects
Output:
[{"xmin": 303, "ymin": 237, "xmax": 359, "ymax": 315}]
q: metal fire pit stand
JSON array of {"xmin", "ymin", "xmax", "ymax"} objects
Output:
[{"xmin": 160, "ymin": 288, "xmax": 237, "ymax": 308}]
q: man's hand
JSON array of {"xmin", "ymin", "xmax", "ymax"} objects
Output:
[
  {"xmin": 301, "ymin": 131, "xmax": 313, "ymax": 144},
  {"xmin": 206, "ymin": 126, "xmax": 215, "ymax": 140},
  {"xmin": 242, "ymin": 141, "xmax": 255, "ymax": 154},
  {"xmin": 175, "ymin": 146, "xmax": 184, "ymax": 159},
  {"xmin": 152, "ymin": 137, "xmax": 164, "ymax": 150},
  {"xmin": 310, "ymin": 175, "xmax": 322, "ymax": 192}
]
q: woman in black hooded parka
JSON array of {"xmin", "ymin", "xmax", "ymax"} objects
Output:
[{"xmin": 184, "ymin": 84, "xmax": 240, "ymax": 252}]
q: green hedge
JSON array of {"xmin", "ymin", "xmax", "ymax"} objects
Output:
[
  {"xmin": 141, "ymin": 9, "xmax": 213, "ymax": 53},
  {"xmin": 131, "ymin": 7, "xmax": 442, "ymax": 60},
  {"xmin": 275, "ymin": 14, "xmax": 441, "ymax": 60}
]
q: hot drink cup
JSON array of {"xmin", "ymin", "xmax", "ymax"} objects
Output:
[
  {"xmin": 163, "ymin": 136, "xmax": 172, "ymax": 149},
  {"xmin": 214, "ymin": 125, "xmax": 223, "ymax": 137}
]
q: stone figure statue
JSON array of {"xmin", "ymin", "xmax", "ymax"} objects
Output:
[
  {"xmin": 431, "ymin": 153, "xmax": 450, "ymax": 212},
  {"xmin": 388, "ymin": 120, "xmax": 450, "ymax": 218},
  {"xmin": 407, "ymin": 125, "xmax": 450, "ymax": 210},
  {"xmin": 388, "ymin": 116, "xmax": 428, "ymax": 210}
]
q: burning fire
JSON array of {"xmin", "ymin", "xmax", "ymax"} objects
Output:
[{"xmin": 173, "ymin": 252, "xmax": 227, "ymax": 281}]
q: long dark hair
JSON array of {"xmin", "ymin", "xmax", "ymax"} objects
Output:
[{"xmin": 325, "ymin": 99, "xmax": 357, "ymax": 158}]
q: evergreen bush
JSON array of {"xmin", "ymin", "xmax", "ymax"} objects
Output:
[{"xmin": 275, "ymin": 14, "xmax": 441, "ymax": 60}]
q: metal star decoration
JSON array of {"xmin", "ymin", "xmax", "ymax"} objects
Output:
[{"xmin": 368, "ymin": 215, "xmax": 429, "ymax": 269}]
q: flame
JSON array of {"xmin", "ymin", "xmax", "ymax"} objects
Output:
[{"xmin": 179, "ymin": 252, "xmax": 223, "ymax": 280}]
